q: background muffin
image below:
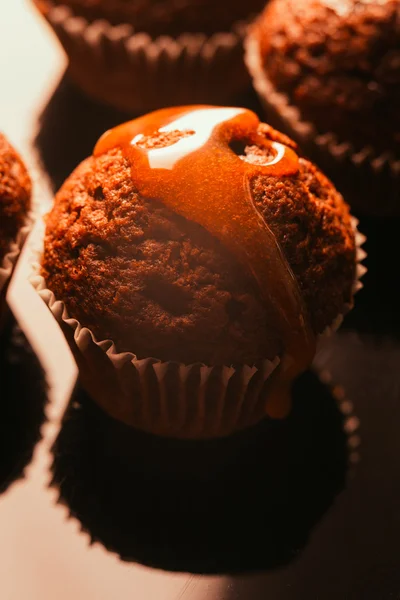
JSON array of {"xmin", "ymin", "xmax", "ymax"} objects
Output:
[
  {"xmin": 256, "ymin": 0, "xmax": 400, "ymax": 154},
  {"xmin": 246, "ymin": 0, "xmax": 400, "ymax": 214},
  {"xmin": 33, "ymin": 107, "xmax": 361, "ymax": 438},
  {"xmin": 40, "ymin": 0, "xmax": 268, "ymax": 36},
  {"xmin": 33, "ymin": 0, "xmax": 266, "ymax": 112}
]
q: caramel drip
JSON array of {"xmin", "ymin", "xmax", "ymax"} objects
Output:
[{"xmin": 94, "ymin": 106, "xmax": 316, "ymax": 416}]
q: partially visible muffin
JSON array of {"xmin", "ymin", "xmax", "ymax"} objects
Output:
[
  {"xmin": 255, "ymin": 0, "xmax": 400, "ymax": 154},
  {"xmin": 0, "ymin": 134, "xmax": 31, "ymax": 265},
  {"xmin": 33, "ymin": 0, "xmax": 266, "ymax": 113},
  {"xmin": 42, "ymin": 116, "xmax": 356, "ymax": 366},
  {"xmin": 41, "ymin": 0, "xmax": 267, "ymax": 35}
]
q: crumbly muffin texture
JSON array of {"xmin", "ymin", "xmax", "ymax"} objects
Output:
[
  {"xmin": 42, "ymin": 123, "xmax": 356, "ymax": 366},
  {"xmin": 257, "ymin": 0, "xmax": 400, "ymax": 153},
  {"xmin": 0, "ymin": 134, "xmax": 31, "ymax": 263},
  {"xmin": 41, "ymin": 0, "xmax": 267, "ymax": 35}
]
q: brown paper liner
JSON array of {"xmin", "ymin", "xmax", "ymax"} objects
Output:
[
  {"xmin": 244, "ymin": 32, "xmax": 400, "ymax": 217},
  {"xmin": 29, "ymin": 214, "xmax": 365, "ymax": 439},
  {"xmin": 34, "ymin": 1, "xmax": 252, "ymax": 113}
]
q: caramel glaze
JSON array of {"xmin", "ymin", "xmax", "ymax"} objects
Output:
[{"xmin": 94, "ymin": 106, "xmax": 316, "ymax": 418}]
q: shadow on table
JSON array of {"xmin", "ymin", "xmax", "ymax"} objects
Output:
[
  {"xmin": 34, "ymin": 73, "xmax": 131, "ymax": 192},
  {"xmin": 51, "ymin": 370, "xmax": 348, "ymax": 574},
  {"xmin": 342, "ymin": 214, "xmax": 400, "ymax": 338},
  {"xmin": 0, "ymin": 312, "xmax": 47, "ymax": 494}
]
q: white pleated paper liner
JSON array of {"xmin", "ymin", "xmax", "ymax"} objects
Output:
[
  {"xmin": 244, "ymin": 32, "xmax": 400, "ymax": 217},
  {"xmin": 34, "ymin": 0, "xmax": 254, "ymax": 113},
  {"xmin": 49, "ymin": 368, "xmax": 358, "ymax": 573},
  {"xmin": 29, "ymin": 209, "xmax": 365, "ymax": 440},
  {"xmin": 0, "ymin": 212, "xmax": 33, "ymax": 328},
  {"xmin": 0, "ymin": 212, "xmax": 33, "ymax": 292}
]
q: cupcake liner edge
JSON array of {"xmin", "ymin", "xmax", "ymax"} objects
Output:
[
  {"xmin": 34, "ymin": 0, "xmax": 253, "ymax": 113},
  {"xmin": 0, "ymin": 211, "xmax": 34, "ymax": 294}
]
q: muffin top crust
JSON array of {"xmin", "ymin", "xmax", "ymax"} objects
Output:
[{"xmin": 42, "ymin": 107, "xmax": 356, "ymax": 365}]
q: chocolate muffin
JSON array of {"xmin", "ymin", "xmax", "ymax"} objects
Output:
[
  {"xmin": 255, "ymin": 0, "xmax": 400, "ymax": 154},
  {"xmin": 0, "ymin": 134, "xmax": 31, "ymax": 265},
  {"xmin": 33, "ymin": 0, "xmax": 265, "ymax": 113},
  {"xmin": 40, "ymin": 0, "xmax": 267, "ymax": 36},
  {"xmin": 245, "ymin": 0, "xmax": 400, "ymax": 215},
  {"xmin": 42, "ymin": 121, "xmax": 355, "ymax": 363},
  {"xmin": 38, "ymin": 106, "xmax": 361, "ymax": 438}
]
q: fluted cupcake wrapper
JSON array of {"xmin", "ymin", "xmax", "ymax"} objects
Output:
[
  {"xmin": 34, "ymin": 1, "xmax": 252, "ymax": 114},
  {"xmin": 0, "ymin": 213, "xmax": 33, "ymax": 329},
  {"xmin": 29, "ymin": 214, "xmax": 365, "ymax": 439},
  {"xmin": 244, "ymin": 33, "xmax": 400, "ymax": 216}
]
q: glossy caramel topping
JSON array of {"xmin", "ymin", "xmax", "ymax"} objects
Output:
[{"xmin": 94, "ymin": 106, "xmax": 315, "ymax": 388}]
